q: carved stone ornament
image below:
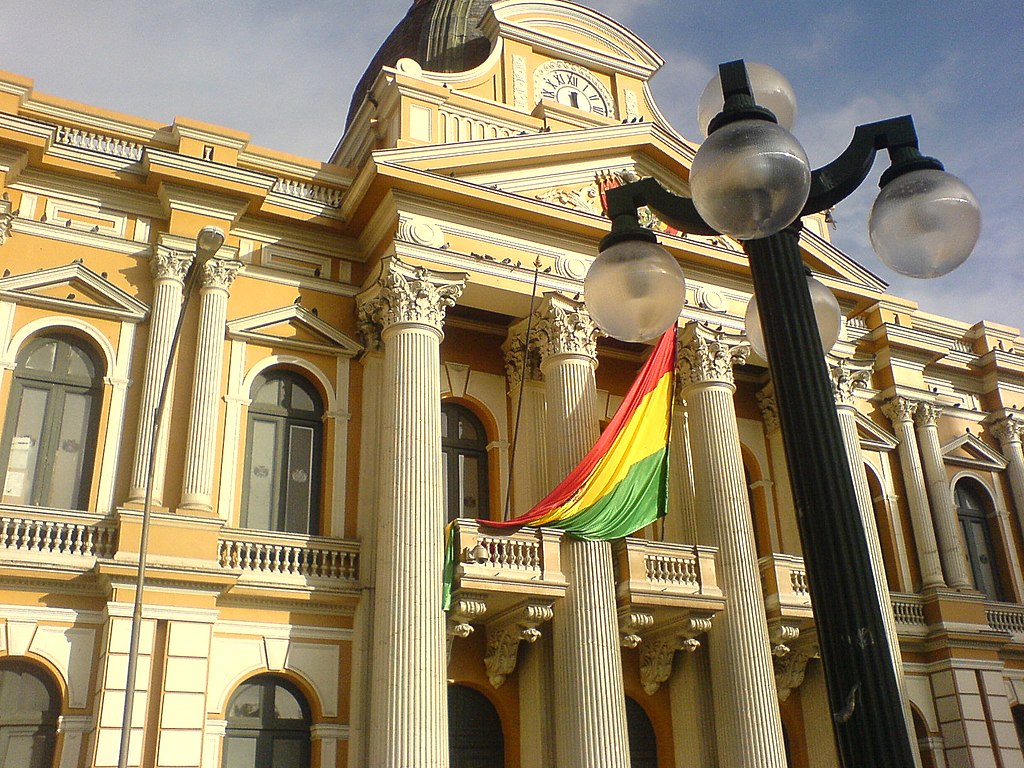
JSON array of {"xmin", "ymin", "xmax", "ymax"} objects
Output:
[
  {"xmin": 991, "ymin": 413, "xmax": 1024, "ymax": 446},
  {"xmin": 503, "ymin": 324, "xmax": 543, "ymax": 389},
  {"xmin": 637, "ymin": 616, "xmax": 713, "ymax": 695},
  {"xmin": 200, "ymin": 256, "xmax": 243, "ymax": 291},
  {"xmin": 676, "ymin": 322, "xmax": 750, "ymax": 388},
  {"xmin": 757, "ymin": 384, "xmax": 780, "ymax": 434},
  {"xmin": 151, "ymin": 247, "xmax": 194, "ymax": 282},
  {"xmin": 914, "ymin": 401, "xmax": 942, "ymax": 428},
  {"xmin": 774, "ymin": 641, "xmax": 819, "ymax": 702},
  {"xmin": 446, "ymin": 593, "xmax": 488, "ymax": 653},
  {"xmin": 618, "ymin": 610, "xmax": 654, "ymax": 649},
  {"xmin": 512, "ymin": 54, "xmax": 528, "ymax": 111},
  {"xmin": 396, "ymin": 214, "xmax": 446, "ymax": 249},
  {"xmin": 768, "ymin": 621, "xmax": 801, "ymax": 658},
  {"xmin": 357, "ymin": 257, "xmax": 467, "ymax": 349},
  {"xmin": 0, "ymin": 193, "xmax": 13, "ymax": 246},
  {"xmin": 881, "ymin": 396, "xmax": 919, "ymax": 426},
  {"xmin": 483, "ymin": 601, "xmax": 554, "ymax": 688},
  {"xmin": 534, "ymin": 293, "xmax": 600, "ymax": 361},
  {"xmin": 535, "ymin": 185, "xmax": 602, "ymax": 215},
  {"xmin": 828, "ymin": 357, "xmax": 873, "ymax": 408}
]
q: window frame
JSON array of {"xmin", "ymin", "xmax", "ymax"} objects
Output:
[
  {"xmin": 0, "ymin": 333, "xmax": 103, "ymax": 510},
  {"xmin": 954, "ymin": 478, "xmax": 1003, "ymax": 601},
  {"xmin": 240, "ymin": 370, "xmax": 324, "ymax": 535},
  {"xmin": 0, "ymin": 658, "xmax": 62, "ymax": 768},
  {"xmin": 222, "ymin": 674, "xmax": 311, "ymax": 768},
  {"xmin": 440, "ymin": 401, "xmax": 491, "ymax": 524}
]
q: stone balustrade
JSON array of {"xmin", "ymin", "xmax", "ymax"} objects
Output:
[
  {"xmin": 218, "ymin": 529, "xmax": 359, "ymax": 583},
  {"xmin": 0, "ymin": 509, "xmax": 117, "ymax": 563}
]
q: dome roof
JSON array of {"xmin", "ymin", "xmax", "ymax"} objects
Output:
[{"xmin": 345, "ymin": 0, "xmax": 497, "ymax": 128}]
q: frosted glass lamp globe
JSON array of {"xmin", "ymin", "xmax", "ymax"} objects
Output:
[
  {"xmin": 745, "ymin": 276, "xmax": 842, "ymax": 359},
  {"xmin": 868, "ymin": 169, "xmax": 981, "ymax": 278},
  {"xmin": 584, "ymin": 239, "xmax": 686, "ymax": 343},
  {"xmin": 689, "ymin": 119, "xmax": 811, "ymax": 240},
  {"xmin": 698, "ymin": 62, "xmax": 798, "ymax": 136}
]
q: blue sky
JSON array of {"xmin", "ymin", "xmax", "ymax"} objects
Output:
[{"xmin": 2, "ymin": 0, "xmax": 1020, "ymax": 331}]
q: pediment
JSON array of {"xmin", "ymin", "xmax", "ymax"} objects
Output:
[
  {"xmin": 856, "ymin": 412, "xmax": 898, "ymax": 453},
  {"xmin": 941, "ymin": 433, "xmax": 1007, "ymax": 471},
  {"xmin": 0, "ymin": 261, "xmax": 148, "ymax": 322},
  {"xmin": 227, "ymin": 305, "xmax": 361, "ymax": 357}
]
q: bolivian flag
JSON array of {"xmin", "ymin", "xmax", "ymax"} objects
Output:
[{"xmin": 443, "ymin": 326, "xmax": 676, "ymax": 610}]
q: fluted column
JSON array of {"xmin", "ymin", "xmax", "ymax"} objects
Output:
[
  {"xmin": 914, "ymin": 402, "xmax": 972, "ymax": 589},
  {"xmin": 991, "ymin": 412, "xmax": 1024, "ymax": 532},
  {"xmin": 678, "ymin": 322, "xmax": 788, "ymax": 768},
  {"xmin": 882, "ymin": 397, "xmax": 945, "ymax": 589},
  {"xmin": 504, "ymin": 322, "xmax": 549, "ymax": 517},
  {"xmin": 179, "ymin": 257, "xmax": 242, "ymax": 512},
  {"xmin": 757, "ymin": 384, "xmax": 799, "ymax": 553},
  {"xmin": 831, "ymin": 361, "xmax": 921, "ymax": 768},
  {"xmin": 359, "ymin": 258, "xmax": 465, "ymax": 768},
  {"xmin": 534, "ymin": 294, "xmax": 630, "ymax": 768},
  {"xmin": 665, "ymin": 399, "xmax": 698, "ymax": 544},
  {"xmin": 127, "ymin": 247, "xmax": 194, "ymax": 505}
]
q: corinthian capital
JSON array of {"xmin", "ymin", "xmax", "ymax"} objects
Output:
[
  {"xmin": 913, "ymin": 401, "xmax": 942, "ymax": 428},
  {"xmin": 676, "ymin": 322, "xmax": 749, "ymax": 388},
  {"xmin": 0, "ymin": 194, "xmax": 12, "ymax": 246},
  {"xmin": 881, "ymin": 396, "xmax": 919, "ymax": 425},
  {"xmin": 151, "ymin": 246, "xmax": 194, "ymax": 282},
  {"xmin": 356, "ymin": 257, "xmax": 467, "ymax": 349},
  {"xmin": 534, "ymin": 292, "xmax": 600, "ymax": 362},
  {"xmin": 990, "ymin": 412, "xmax": 1024, "ymax": 446},
  {"xmin": 829, "ymin": 357, "xmax": 873, "ymax": 408},
  {"xmin": 200, "ymin": 257, "xmax": 243, "ymax": 291},
  {"xmin": 503, "ymin": 320, "xmax": 543, "ymax": 389}
]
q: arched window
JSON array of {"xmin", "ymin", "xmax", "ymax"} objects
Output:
[
  {"xmin": 0, "ymin": 334, "xmax": 103, "ymax": 510},
  {"xmin": 222, "ymin": 674, "xmax": 311, "ymax": 768},
  {"xmin": 241, "ymin": 371, "xmax": 323, "ymax": 535},
  {"xmin": 626, "ymin": 696, "xmax": 657, "ymax": 768},
  {"xmin": 955, "ymin": 479, "xmax": 1002, "ymax": 600},
  {"xmin": 441, "ymin": 402, "xmax": 490, "ymax": 523},
  {"xmin": 0, "ymin": 659, "xmax": 61, "ymax": 768},
  {"xmin": 448, "ymin": 684, "xmax": 503, "ymax": 768}
]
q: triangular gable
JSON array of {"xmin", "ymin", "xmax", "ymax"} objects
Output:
[
  {"xmin": 227, "ymin": 304, "xmax": 361, "ymax": 357},
  {"xmin": 942, "ymin": 433, "xmax": 1008, "ymax": 471},
  {"xmin": 856, "ymin": 412, "xmax": 898, "ymax": 453},
  {"xmin": 0, "ymin": 261, "xmax": 148, "ymax": 322}
]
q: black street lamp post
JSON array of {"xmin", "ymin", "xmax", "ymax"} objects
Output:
[{"xmin": 587, "ymin": 61, "xmax": 981, "ymax": 767}]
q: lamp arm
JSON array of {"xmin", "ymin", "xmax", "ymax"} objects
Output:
[
  {"xmin": 604, "ymin": 177, "xmax": 718, "ymax": 236},
  {"xmin": 802, "ymin": 115, "xmax": 942, "ymax": 216}
]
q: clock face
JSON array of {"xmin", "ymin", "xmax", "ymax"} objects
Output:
[{"xmin": 538, "ymin": 68, "xmax": 611, "ymax": 117}]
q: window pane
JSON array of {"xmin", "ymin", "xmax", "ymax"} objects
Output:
[
  {"xmin": 252, "ymin": 377, "xmax": 282, "ymax": 407},
  {"xmin": 458, "ymin": 414, "xmax": 478, "ymax": 441},
  {"xmin": 289, "ymin": 382, "xmax": 316, "ymax": 413},
  {"xmin": 460, "ymin": 455, "xmax": 480, "ymax": 516},
  {"xmin": 222, "ymin": 734, "xmax": 257, "ymax": 768},
  {"xmin": 227, "ymin": 684, "xmax": 262, "ymax": 721},
  {"xmin": 63, "ymin": 345, "xmax": 95, "ymax": 379},
  {"xmin": 46, "ymin": 390, "xmax": 93, "ymax": 509},
  {"xmin": 270, "ymin": 737, "xmax": 308, "ymax": 767},
  {"xmin": 3, "ymin": 387, "xmax": 48, "ymax": 504},
  {"xmin": 244, "ymin": 419, "xmax": 279, "ymax": 530},
  {"xmin": 22, "ymin": 342, "xmax": 57, "ymax": 373},
  {"xmin": 274, "ymin": 686, "xmax": 304, "ymax": 721},
  {"xmin": 283, "ymin": 425, "xmax": 315, "ymax": 534}
]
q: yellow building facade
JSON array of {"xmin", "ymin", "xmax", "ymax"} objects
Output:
[{"xmin": 1, "ymin": 1, "xmax": 1024, "ymax": 767}]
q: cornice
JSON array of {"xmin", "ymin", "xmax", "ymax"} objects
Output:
[
  {"xmin": 10, "ymin": 217, "xmax": 152, "ymax": 256},
  {"xmin": 144, "ymin": 147, "xmax": 275, "ymax": 194}
]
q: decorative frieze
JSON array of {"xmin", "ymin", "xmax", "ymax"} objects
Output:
[
  {"xmin": 396, "ymin": 214, "xmax": 446, "ymax": 248},
  {"xmin": 677, "ymin": 322, "xmax": 749, "ymax": 388},
  {"xmin": 512, "ymin": 55, "xmax": 528, "ymax": 111},
  {"xmin": 484, "ymin": 601, "xmax": 554, "ymax": 688}
]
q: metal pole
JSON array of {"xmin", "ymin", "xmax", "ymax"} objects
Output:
[
  {"xmin": 746, "ymin": 224, "xmax": 916, "ymax": 767},
  {"xmin": 116, "ymin": 260, "xmax": 200, "ymax": 768}
]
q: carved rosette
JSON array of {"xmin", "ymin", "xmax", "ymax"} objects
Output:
[
  {"xmin": 483, "ymin": 601, "xmax": 554, "ymax": 688},
  {"xmin": 534, "ymin": 294, "xmax": 600, "ymax": 362},
  {"xmin": 199, "ymin": 257, "xmax": 243, "ymax": 291},
  {"xmin": 636, "ymin": 616, "xmax": 713, "ymax": 695},
  {"xmin": 991, "ymin": 413, "xmax": 1024, "ymax": 447},
  {"xmin": 0, "ymin": 194, "xmax": 13, "ymax": 246},
  {"xmin": 676, "ymin": 322, "xmax": 749, "ymax": 389},
  {"xmin": 357, "ymin": 258, "xmax": 467, "ymax": 349},
  {"xmin": 829, "ymin": 358, "xmax": 872, "ymax": 408},
  {"xmin": 881, "ymin": 396, "xmax": 919, "ymax": 426},
  {"xmin": 151, "ymin": 247, "xmax": 194, "ymax": 283},
  {"xmin": 757, "ymin": 384, "xmax": 780, "ymax": 434},
  {"xmin": 914, "ymin": 401, "xmax": 942, "ymax": 428}
]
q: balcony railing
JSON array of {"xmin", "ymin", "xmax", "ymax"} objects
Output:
[
  {"xmin": 218, "ymin": 529, "xmax": 359, "ymax": 584},
  {"xmin": 0, "ymin": 509, "xmax": 117, "ymax": 562},
  {"xmin": 614, "ymin": 538, "xmax": 722, "ymax": 606}
]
